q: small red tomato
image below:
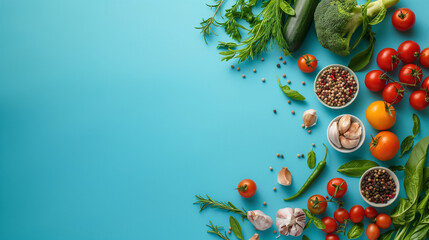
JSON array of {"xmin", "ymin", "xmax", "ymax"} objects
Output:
[
  {"xmin": 392, "ymin": 8, "xmax": 416, "ymax": 31},
  {"xmin": 325, "ymin": 233, "xmax": 340, "ymax": 240},
  {"xmin": 237, "ymin": 179, "xmax": 257, "ymax": 198},
  {"xmin": 409, "ymin": 90, "xmax": 429, "ymax": 110},
  {"xmin": 327, "ymin": 178, "xmax": 348, "ymax": 198},
  {"xmin": 399, "ymin": 64, "xmax": 423, "ymax": 86},
  {"xmin": 364, "ymin": 207, "xmax": 378, "ymax": 219},
  {"xmin": 350, "ymin": 205, "xmax": 365, "ymax": 223},
  {"xmin": 398, "ymin": 40, "xmax": 420, "ymax": 63},
  {"xmin": 365, "ymin": 70, "xmax": 387, "ymax": 92},
  {"xmin": 382, "ymin": 82, "xmax": 404, "ymax": 104},
  {"xmin": 307, "ymin": 195, "xmax": 328, "ymax": 215},
  {"xmin": 376, "ymin": 213, "xmax": 392, "ymax": 229},
  {"xmin": 298, "ymin": 54, "xmax": 318, "ymax": 73},
  {"xmin": 422, "ymin": 77, "xmax": 429, "ymax": 90},
  {"xmin": 420, "ymin": 48, "xmax": 429, "ymax": 68},
  {"xmin": 321, "ymin": 216, "xmax": 337, "ymax": 234},
  {"xmin": 377, "ymin": 48, "xmax": 400, "ymax": 71},
  {"xmin": 334, "ymin": 208, "xmax": 350, "ymax": 223},
  {"xmin": 366, "ymin": 223, "xmax": 381, "ymax": 240}
]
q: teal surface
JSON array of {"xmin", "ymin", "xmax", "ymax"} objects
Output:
[{"xmin": 0, "ymin": 0, "xmax": 428, "ymax": 239}]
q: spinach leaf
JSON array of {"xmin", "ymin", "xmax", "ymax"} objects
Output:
[
  {"xmin": 391, "ymin": 198, "xmax": 417, "ymax": 225},
  {"xmin": 413, "ymin": 114, "xmax": 420, "ymax": 136},
  {"xmin": 229, "ymin": 216, "xmax": 243, "ymax": 240},
  {"xmin": 302, "ymin": 235, "xmax": 310, "ymax": 240},
  {"xmin": 378, "ymin": 230, "xmax": 395, "ymax": 240},
  {"xmin": 400, "ymin": 135, "xmax": 415, "ymax": 158},
  {"xmin": 307, "ymin": 148, "xmax": 316, "ymax": 169},
  {"xmin": 389, "ymin": 165, "xmax": 405, "ymax": 172},
  {"xmin": 347, "ymin": 222, "xmax": 364, "ymax": 239},
  {"xmin": 277, "ymin": 76, "xmax": 305, "ymax": 101},
  {"xmin": 409, "ymin": 221, "xmax": 429, "ymax": 240},
  {"xmin": 416, "ymin": 192, "xmax": 429, "ymax": 216},
  {"xmin": 423, "ymin": 167, "xmax": 429, "ymax": 194},
  {"xmin": 337, "ymin": 160, "xmax": 379, "ymax": 177}
]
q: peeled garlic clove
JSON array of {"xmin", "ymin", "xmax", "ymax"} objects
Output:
[
  {"xmin": 247, "ymin": 210, "xmax": 273, "ymax": 231},
  {"xmin": 302, "ymin": 109, "xmax": 317, "ymax": 129},
  {"xmin": 339, "ymin": 136, "xmax": 360, "ymax": 149},
  {"xmin": 276, "ymin": 208, "xmax": 306, "ymax": 237},
  {"xmin": 277, "ymin": 167, "xmax": 292, "ymax": 186},
  {"xmin": 249, "ymin": 233, "xmax": 260, "ymax": 240},
  {"xmin": 343, "ymin": 122, "xmax": 362, "ymax": 140},
  {"xmin": 328, "ymin": 121, "xmax": 342, "ymax": 148},
  {"xmin": 338, "ymin": 115, "xmax": 351, "ymax": 134}
]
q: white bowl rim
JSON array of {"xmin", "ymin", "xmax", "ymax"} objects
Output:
[
  {"xmin": 314, "ymin": 64, "xmax": 359, "ymax": 109},
  {"xmin": 359, "ymin": 166, "xmax": 400, "ymax": 208},
  {"xmin": 326, "ymin": 114, "xmax": 365, "ymax": 153}
]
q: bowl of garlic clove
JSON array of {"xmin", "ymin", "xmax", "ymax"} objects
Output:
[{"xmin": 327, "ymin": 114, "xmax": 365, "ymax": 153}]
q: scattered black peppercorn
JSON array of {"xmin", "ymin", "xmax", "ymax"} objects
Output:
[
  {"xmin": 277, "ymin": 64, "xmax": 281, "ymax": 68},
  {"xmin": 273, "ymin": 109, "xmax": 277, "ymax": 114},
  {"xmin": 361, "ymin": 169, "xmax": 396, "ymax": 204}
]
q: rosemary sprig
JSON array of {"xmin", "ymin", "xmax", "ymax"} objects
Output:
[
  {"xmin": 207, "ymin": 221, "xmax": 230, "ymax": 240},
  {"xmin": 196, "ymin": 0, "xmax": 226, "ymax": 43},
  {"xmin": 194, "ymin": 195, "xmax": 247, "ymax": 218}
]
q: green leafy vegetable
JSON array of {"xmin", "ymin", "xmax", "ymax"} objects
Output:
[
  {"xmin": 389, "ymin": 165, "xmax": 405, "ymax": 172},
  {"xmin": 337, "ymin": 160, "xmax": 379, "ymax": 177},
  {"xmin": 277, "ymin": 76, "xmax": 306, "ymax": 101},
  {"xmin": 378, "ymin": 230, "xmax": 394, "ymax": 240},
  {"xmin": 348, "ymin": 32, "xmax": 375, "ymax": 71},
  {"xmin": 303, "ymin": 209, "xmax": 326, "ymax": 230},
  {"xmin": 413, "ymin": 113, "xmax": 420, "ymax": 136},
  {"xmin": 280, "ymin": 1, "xmax": 295, "ymax": 15},
  {"xmin": 400, "ymin": 114, "xmax": 420, "ymax": 157},
  {"xmin": 194, "ymin": 195, "xmax": 247, "ymax": 218},
  {"xmin": 307, "ymin": 148, "xmax": 316, "ymax": 169},
  {"xmin": 207, "ymin": 221, "xmax": 230, "ymax": 240},
  {"xmin": 229, "ymin": 216, "xmax": 243, "ymax": 240},
  {"xmin": 347, "ymin": 222, "xmax": 363, "ymax": 239},
  {"xmin": 304, "ymin": 219, "xmax": 312, "ymax": 230}
]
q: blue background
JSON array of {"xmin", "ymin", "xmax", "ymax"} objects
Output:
[{"xmin": 0, "ymin": 0, "xmax": 428, "ymax": 239}]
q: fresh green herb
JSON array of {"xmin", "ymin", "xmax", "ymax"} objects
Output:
[
  {"xmin": 304, "ymin": 219, "xmax": 312, "ymax": 230},
  {"xmin": 217, "ymin": 41, "xmax": 239, "ymax": 49},
  {"xmin": 413, "ymin": 113, "xmax": 421, "ymax": 136},
  {"xmin": 347, "ymin": 222, "xmax": 363, "ymax": 239},
  {"xmin": 307, "ymin": 148, "xmax": 316, "ymax": 169},
  {"xmin": 389, "ymin": 165, "xmax": 405, "ymax": 172},
  {"xmin": 194, "ymin": 195, "xmax": 247, "ymax": 218},
  {"xmin": 348, "ymin": 31, "xmax": 375, "ymax": 71},
  {"xmin": 207, "ymin": 221, "xmax": 230, "ymax": 240},
  {"xmin": 229, "ymin": 216, "xmax": 243, "ymax": 240},
  {"xmin": 196, "ymin": 0, "xmax": 226, "ymax": 43},
  {"xmin": 277, "ymin": 76, "xmax": 306, "ymax": 101},
  {"xmin": 303, "ymin": 209, "xmax": 326, "ymax": 230},
  {"xmin": 302, "ymin": 235, "xmax": 310, "ymax": 240},
  {"xmin": 337, "ymin": 160, "xmax": 379, "ymax": 177},
  {"xmin": 378, "ymin": 230, "xmax": 394, "ymax": 240},
  {"xmin": 400, "ymin": 114, "xmax": 420, "ymax": 157}
]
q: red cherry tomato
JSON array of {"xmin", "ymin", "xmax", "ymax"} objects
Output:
[
  {"xmin": 350, "ymin": 205, "xmax": 365, "ymax": 223},
  {"xmin": 376, "ymin": 214, "xmax": 392, "ymax": 229},
  {"xmin": 382, "ymin": 82, "xmax": 404, "ymax": 104},
  {"xmin": 237, "ymin": 179, "xmax": 257, "ymax": 198},
  {"xmin": 325, "ymin": 234, "xmax": 340, "ymax": 240},
  {"xmin": 398, "ymin": 40, "xmax": 420, "ymax": 63},
  {"xmin": 409, "ymin": 90, "xmax": 429, "ymax": 110},
  {"xmin": 419, "ymin": 48, "xmax": 429, "ymax": 68},
  {"xmin": 321, "ymin": 216, "xmax": 337, "ymax": 234},
  {"xmin": 327, "ymin": 178, "xmax": 348, "ymax": 198},
  {"xmin": 392, "ymin": 8, "xmax": 416, "ymax": 31},
  {"xmin": 365, "ymin": 70, "xmax": 387, "ymax": 92},
  {"xmin": 399, "ymin": 64, "xmax": 423, "ymax": 86},
  {"xmin": 298, "ymin": 54, "xmax": 318, "ymax": 73},
  {"xmin": 377, "ymin": 48, "xmax": 400, "ymax": 71},
  {"xmin": 334, "ymin": 208, "xmax": 350, "ymax": 223},
  {"xmin": 364, "ymin": 207, "xmax": 378, "ymax": 219},
  {"xmin": 307, "ymin": 195, "xmax": 328, "ymax": 215},
  {"xmin": 422, "ymin": 77, "xmax": 429, "ymax": 90},
  {"xmin": 366, "ymin": 223, "xmax": 381, "ymax": 240}
]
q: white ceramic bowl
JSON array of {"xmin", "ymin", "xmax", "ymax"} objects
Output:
[
  {"xmin": 326, "ymin": 114, "xmax": 365, "ymax": 153},
  {"xmin": 314, "ymin": 64, "xmax": 359, "ymax": 109},
  {"xmin": 359, "ymin": 167, "xmax": 400, "ymax": 208}
]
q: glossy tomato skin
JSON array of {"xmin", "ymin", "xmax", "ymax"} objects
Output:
[
  {"xmin": 327, "ymin": 178, "xmax": 348, "ymax": 198},
  {"xmin": 421, "ymin": 77, "xmax": 429, "ymax": 90},
  {"xmin": 419, "ymin": 48, "xmax": 429, "ymax": 68},
  {"xmin": 237, "ymin": 179, "xmax": 257, "ymax": 198},
  {"xmin": 398, "ymin": 40, "xmax": 420, "ymax": 63},
  {"xmin": 366, "ymin": 101, "xmax": 397, "ymax": 130},
  {"xmin": 334, "ymin": 208, "xmax": 350, "ymax": 223},
  {"xmin": 382, "ymin": 82, "xmax": 404, "ymax": 104},
  {"xmin": 307, "ymin": 195, "xmax": 327, "ymax": 215},
  {"xmin": 298, "ymin": 54, "xmax": 317, "ymax": 73},
  {"xmin": 377, "ymin": 48, "xmax": 399, "ymax": 71},
  {"xmin": 364, "ymin": 207, "xmax": 378, "ymax": 219},
  {"xmin": 321, "ymin": 217, "xmax": 337, "ymax": 234},
  {"xmin": 399, "ymin": 64, "xmax": 423, "ymax": 86},
  {"xmin": 376, "ymin": 214, "xmax": 392, "ymax": 229},
  {"xmin": 409, "ymin": 90, "xmax": 429, "ymax": 110},
  {"xmin": 370, "ymin": 131, "xmax": 400, "ymax": 161},
  {"xmin": 350, "ymin": 205, "xmax": 365, "ymax": 223},
  {"xmin": 366, "ymin": 223, "xmax": 381, "ymax": 240},
  {"xmin": 325, "ymin": 234, "xmax": 340, "ymax": 240},
  {"xmin": 365, "ymin": 70, "xmax": 387, "ymax": 92},
  {"xmin": 392, "ymin": 8, "xmax": 415, "ymax": 31}
]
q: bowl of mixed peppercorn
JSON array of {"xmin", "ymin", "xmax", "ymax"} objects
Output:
[
  {"xmin": 359, "ymin": 167, "xmax": 400, "ymax": 207},
  {"xmin": 314, "ymin": 64, "xmax": 359, "ymax": 109}
]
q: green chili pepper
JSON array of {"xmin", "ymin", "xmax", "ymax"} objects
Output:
[{"xmin": 284, "ymin": 144, "xmax": 328, "ymax": 201}]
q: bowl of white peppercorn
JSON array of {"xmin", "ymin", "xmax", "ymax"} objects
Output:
[
  {"xmin": 359, "ymin": 167, "xmax": 400, "ymax": 208},
  {"xmin": 314, "ymin": 64, "xmax": 359, "ymax": 109}
]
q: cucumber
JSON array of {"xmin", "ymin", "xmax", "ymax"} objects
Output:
[{"xmin": 283, "ymin": 0, "xmax": 318, "ymax": 52}]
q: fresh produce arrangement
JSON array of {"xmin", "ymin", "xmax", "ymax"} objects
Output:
[{"xmin": 194, "ymin": 1, "xmax": 429, "ymax": 240}]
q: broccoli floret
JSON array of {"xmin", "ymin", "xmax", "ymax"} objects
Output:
[{"xmin": 314, "ymin": 0, "xmax": 399, "ymax": 56}]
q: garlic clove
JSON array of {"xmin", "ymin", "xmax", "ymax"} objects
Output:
[
  {"xmin": 328, "ymin": 121, "xmax": 342, "ymax": 148},
  {"xmin": 247, "ymin": 210, "xmax": 273, "ymax": 231},
  {"xmin": 338, "ymin": 115, "xmax": 352, "ymax": 134},
  {"xmin": 343, "ymin": 122, "xmax": 362, "ymax": 140},
  {"xmin": 249, "ymin": 233, "xmax": 260, "ymax": 240},
  {"xmin": 339, "ymin": 136, "xmax": 360, "ymax": 149},
  {"xmin": 302, "ymin": 109, "xmax": 317, "ymax": 129},
  {"xmin": 277, "ymin": 167, "xmax": 292, "ymax": 186}
]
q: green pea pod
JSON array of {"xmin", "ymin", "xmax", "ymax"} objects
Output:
[{"xmin": 284, "ymin": 144, "xmax": 327, "ymax": 201}]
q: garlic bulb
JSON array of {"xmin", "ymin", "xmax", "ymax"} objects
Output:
[
  {"xmin": 247, "ymin": 210, "xmax": 273, "ymax": 231},
  {"xmin": 276, "ymin": 208, "xmax": 306, "ymax": 237},
  {"xmin": 340, "ymin": 136, "xmax": 360, "ymax": 149},
  {"xmin": 249, "ymin": 233, "xmax": 260, "ymax": 240},
  {"xmin": 302, "ymin": 109, "xmax": 317, "ymax": 129},
  {"xmin": 328, "ymin": 121, "xmax": 342, "ymax": 148},
  {"xmin": 338, "ymin": 115, "xmax": 351, "ymax": 134},
  {"xmin": 277, "ymin": 167, "xmax": 292, "ymax": 186},
  {"xmin": 343, "ymin": 122, "xmax": 362, "ymax": 140}
]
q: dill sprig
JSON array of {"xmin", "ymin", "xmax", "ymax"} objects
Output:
[
  {"xmin": 196, "ymin": 0, "xmax": 226, "ymax": 43},
  {"xmin": 194, "ymin": 195, "xmax": 247, "ymax": 219},
  {"xmin": 207, "ymin": 221, "xmax": 230, "ymax": 240}
]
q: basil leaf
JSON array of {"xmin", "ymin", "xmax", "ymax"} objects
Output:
[
  {"xmin": 378, "ymin": 230, "xmax": 395, "ymax": 240},
  {"xmin": 389, "ymin": 165, "xmax": 405, "ymax": 172},
  {"xmin": 312, "ymin": 217, "xmax": 326, "ymax": 230},
  {"xmin": 369, "ymin": 5, "xmax": 387, "ymax": 25},
  {"xmin": 337, "ymin": 160, "xmax": 379, "ymax": 177},
  {"xmin": 307, "ymin": 148, "xmax": 316, "ymax": 169},
  {"xmin": 347, "ymin": 222, "xmax": 364, "ymax": 239},
  {"xmin": 302, "ymin": 235, "xmax": 310, "ymax": 240},
  {"xmin": 348, "ymin": 33, "xmax": 375, "ymax": 72},
  {"xmin": 423, "ymin": 167, "xmax": 429, "ymax": 193},
  {"xmin": 413, "ymin": 113, "xmax": 420, "ymax": 136},
  {"xmin": 277, "ymin": 76, "xmax": 305, "ymax": 101},
  {"xmin": 280, "ymin": 0, "xmax": 295, "ymax": 15},
  {"xmin": 400, "ymin": 135, "xmax": 415, "ymax": 158},
  {"xmin": 229, "ymin": 216, "xmax": 243, "ymax": 240},
  {"xmin": 304, "ymin": 219, "xmax": 312, "ymax": 230}
]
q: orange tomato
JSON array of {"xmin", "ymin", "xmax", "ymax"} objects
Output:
[
  {"xmin": 370, "ymin": 131, "xmax": 399, "ymax": 161},
  {"xmin": 366, "ymin": 101, "xmax": 396, "ymax": 130}
]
